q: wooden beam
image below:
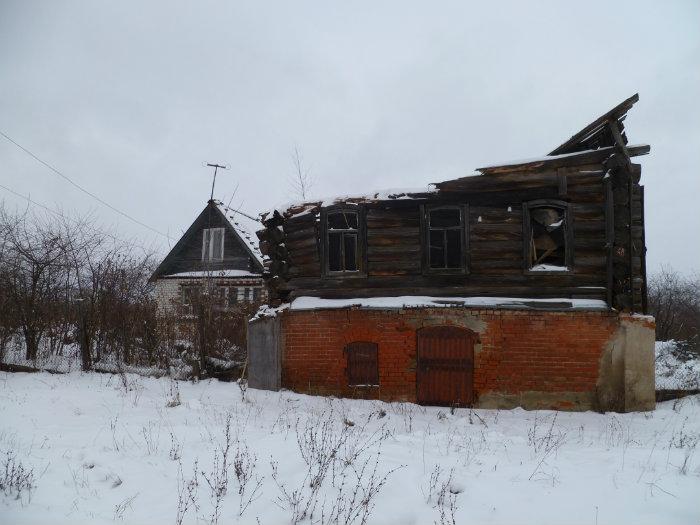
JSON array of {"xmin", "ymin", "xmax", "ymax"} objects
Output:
[{"xmin": 549, "ymin": 94, "xmax": 639, "ymax": 156}]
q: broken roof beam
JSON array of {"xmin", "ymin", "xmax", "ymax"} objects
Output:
[
  {"xmin": 549, "ymin": 94, "xmax": 639, "ymax": 156},
  {"xmin": 467, "ymin": 143, "xmax": 650, "ymax": 180}
]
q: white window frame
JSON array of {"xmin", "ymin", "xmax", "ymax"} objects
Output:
[{"xmin": 202, "ymin": 227, "xmax": 225, "ymax": 261}]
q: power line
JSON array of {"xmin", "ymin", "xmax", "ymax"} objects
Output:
[
  {"xmin": 0, "ymin": 130, "xmax": 175, "ymax": 241},
  {"xmin": 0, "ymin": 182, "xmax": 157, "ymax": 253}
]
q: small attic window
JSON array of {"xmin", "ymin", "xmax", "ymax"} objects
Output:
[
  {"xmin": 202, "ymin": 228, "xmax": 225, "ymax": 262},
  {"xmin": 523, "ymin": 200, "xmax": 572, "ymax": 271}
]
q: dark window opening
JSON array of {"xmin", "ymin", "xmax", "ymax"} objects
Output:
[
  {"xmin": 345, "ymin": 342, "xmax": 379, "ymax": 386},
  {"xmin": 181, "ymin": 285, "xmax": 200, "ymax": 306},
  {"xmin": 526, "ymin": 205, "xmax": 568, "ymax": 270},
  {"xmin": 427, "ymin": 207, "xmax": 464, "ymax": 270},
  {"xmin": 327, "ymin": 210, "xmax": 360, "ymax": 273},
  {"xmin": 227, "ymin": 287, "xmax": 238, "ymax": 307}
]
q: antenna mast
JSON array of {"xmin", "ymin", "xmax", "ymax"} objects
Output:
[{"xmin": 205, "ymin": 162, "xmax": 228, "ymax": 201}]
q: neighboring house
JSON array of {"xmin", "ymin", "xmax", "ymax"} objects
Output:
[
  {"xmin": 249, "ymin": 94, "xmax": 655, "ymax": 412},
  {"xmin": 151, "ymin": 200, "xmax": 265, "ymax": 315}
]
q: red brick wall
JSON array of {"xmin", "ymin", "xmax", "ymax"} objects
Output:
[{"xmin": 281, "ymin": 307, "xmax": 620, "ymax": 405}]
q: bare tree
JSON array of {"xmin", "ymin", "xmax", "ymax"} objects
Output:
[
  {"xmin": 648, "ymin": 266, "xmax": 699, "ymax": 349},
  {"xmin": 288, "ymin": 146, "xmax": 314, "ymax": 201},
  {"xmin": 0, "ymin": 207, "xmax": 77, "ymax": 360}
]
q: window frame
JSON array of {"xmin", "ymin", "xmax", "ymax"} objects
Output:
[
  {"xmin": 321, "ymin": 205, "xmax": 367, "ymax": 278},
  {"xmin": 202, "ymin": 227, "xmax": 225, "ymax": 262},
  {"xmin": 344, "ymin": 341, "xmax": 379, "ymax": 387},
  {"xmin": 522, "ymin": 199, "xmax": 574, "ymax": 274},
  {"xmin": 420, "ymin": 203, "xmax": 469, "ymax": 275}
]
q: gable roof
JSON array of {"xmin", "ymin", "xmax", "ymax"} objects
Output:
[
  {"xmin": 150, "ymin": 200, "xmax": 263, "ymax": 281},
  {"xmin": 214, "ymin": 200, "xmax": 263, "ymax": 266}
]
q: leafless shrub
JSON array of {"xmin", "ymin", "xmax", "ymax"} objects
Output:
[
  {"xmin": 113, "ymin": 492, "xmax": 139, "ymax": 521},
  {"xmin": 422, "ymin": 465, "xmax": 461, "ymax": 525},
  {"xmin": 166, "ymin": 380, "xmax": 181, "ymax": 408},
  {"xmin": 0, "ymin": 450, "xmax": 35, "ymax": 502},
  {"xmin": 232, "ymin": 438, "xmax": 263, "ymax": 517},
  {"xmin": 295, "ymin": 411, "xmax": 349, "ymax": 490},
  {"xmin": 169, "ymin": 433, "xmax": 182, "ymax": 461},
  {"xmin": 272, "ymin": 409, "xmax": 396, "ymax": 525},
  {"xmin": 320, "ymin": 448, "xmax": 402, "ymax": 525},
  {"xmin": 200, "ymin": 415, "xmax": 235, "ymax": 525},
  {"xmin": 271, "ymin": 459, "xmax": 318, "ymax": 524},
  {"xmin": 527, "ymin": 413, "xmax": 567, "ymax": 482},
  {"xmin": 391, "ymin": 402, "xmax": 415, "ymax": 433},
  {"xmin": 237, "ymin": 377, "xmax": 248, "ymax": 403},
  {"xmin": 175, "ymin": 459, "xmax": 199, "ymax": 525},
  {"xmin": 141, "ymin": 421, "xmax": 160, "ymax": 456}
]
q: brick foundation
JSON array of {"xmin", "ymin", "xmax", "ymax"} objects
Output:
[{"xmin": 270, "ymin": 307, "xmax": 655, "ymax": 411}]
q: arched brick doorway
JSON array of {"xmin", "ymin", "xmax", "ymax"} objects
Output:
[{"xmin": 416, "ymin": 326, "xmax": 475, "ymax": 407}]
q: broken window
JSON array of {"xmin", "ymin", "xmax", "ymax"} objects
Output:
[
  {"xmin": 345, "ymin": 342, "xmax": 379, "ymax": 386},
  {"xmin": 525, "ymin": 202, "xmax": 570, "ymax": 271},
  {"xmin": 202, "ymin": 228, "xmax": 225, "ymax": 262},
  {"xmin": 426, "ymin": 206, "xmax": 466, "ymax": 271},
  {"xmin": 326, "ymin": 210, "xmax": 360, "ymax": 273}
]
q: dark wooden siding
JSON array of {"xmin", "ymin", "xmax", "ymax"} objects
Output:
[
  {"xmin": 153, "ymin": 203, "xmax": 262, "ymax": 278},
  {"xmin": 260, "ymin": 161, "xmax": 646, "ymax": 310}
]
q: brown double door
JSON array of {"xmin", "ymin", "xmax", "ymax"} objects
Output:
[{"xmin": 416, "ymin": 326, "xmax": 475, "ymax": 407}]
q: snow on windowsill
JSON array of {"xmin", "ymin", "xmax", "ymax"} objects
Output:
[
  {"xmin": 163, "ymin": 269, "xmax": 261, "ymax": 278},
  {"xmin": 288, "ymin": 296, "xmax": 608, "ymax": 311},
  {"xmin": 529, "ymin": 264, "xmax": 570, "ymax": 272}
]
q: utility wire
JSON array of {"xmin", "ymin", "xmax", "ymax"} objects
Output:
[
  {"xmin": 0, "ymin": 182, "xmax": 157, "ymax": 254},
  {"xmin": 0, "ymin": 130, "xmax": 175, "ymax": 241}
]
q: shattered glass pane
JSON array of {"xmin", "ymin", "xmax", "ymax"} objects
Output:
[
  {"xmin": 529, "ymin": 206, "xmax": 566, "ymax": 267},
  {"xmin": 328, "ymin": 211, "xmax": 358, "ymax": 230}
]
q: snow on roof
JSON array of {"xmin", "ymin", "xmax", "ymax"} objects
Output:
[
  {"xmin": 163, "ymin": 269, "xmax": 260, "ymax": 279},
  {"xmin": 288, "ymin": 296, "xmax": 609, "ymax": 311},
  {"xmin": 477, "ymin": 144, "xmax": 650, "ymax": 173},
  {"xmin": 264, "ymin": 186, "xmax": 438, "ymax": 220},
  {"xmin": 214, "ymin": 201, "xmax": 263, "ymax": 266}
]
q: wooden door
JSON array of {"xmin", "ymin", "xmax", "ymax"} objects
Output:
[{"xmin": 416, "ymin": 326, "xmax": 474, "ymax": 407}]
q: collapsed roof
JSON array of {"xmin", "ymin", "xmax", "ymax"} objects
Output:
[{"xmin": 263, "ymin": 94, "xmax": 649, "ymax": 221}]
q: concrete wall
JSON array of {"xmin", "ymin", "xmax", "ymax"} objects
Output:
[
  {"xmin": 268, "ymin": 307, "xmax": 656, "ymax": 412},
  {"xmin": 248, "ymin": 316, "xmax": 282, "ymax": 391}
]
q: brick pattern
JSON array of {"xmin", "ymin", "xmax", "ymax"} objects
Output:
[{"xmin": 281, "ymin": 308, "xmax": 619, "ymax": 404}]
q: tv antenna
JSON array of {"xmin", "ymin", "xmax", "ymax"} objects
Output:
[{"xmin": 205, "ymin": 162, "xmax": 229, "ymax": 201}]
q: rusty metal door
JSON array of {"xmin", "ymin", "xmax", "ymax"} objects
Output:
[{"xmin": 416, "ymin": 326, "xmax": 474, "ymax": 407}]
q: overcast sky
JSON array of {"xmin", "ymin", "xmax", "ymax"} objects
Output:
[{"xmin": 1, "ymin": 1, "xmax": 698, "ymax": 273}]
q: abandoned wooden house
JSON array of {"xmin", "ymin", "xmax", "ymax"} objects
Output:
[
  {"xmin": 249, "ymin": 94, "xmax": 655, "ymax": 412},
  {"xmin": 151, "ymin": 200, "xmax": 266, "ymax": 315}
]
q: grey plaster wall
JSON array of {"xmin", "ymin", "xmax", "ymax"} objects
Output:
[{"xmin": 248, "ymin": 317, "xmax": 282, "ymax": 391}]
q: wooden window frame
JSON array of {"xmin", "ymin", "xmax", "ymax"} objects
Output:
[
  {"xmin": 420, "ymin": 204, "xmax": 469, "ymax": 275},
  {"xmin": 202, "ymin": 227, "xmax": 225, "ymax": 262},
  {"xmin": 321, "ymin": 205, "xmax": 367, "ymax": 278},
  {"xmin": 344, "ymin": 341, "xmax": 379, "ymax": 386},
  {"xmin": 522, "ymin": 199, "xmax": 574, "ymax": 274}
]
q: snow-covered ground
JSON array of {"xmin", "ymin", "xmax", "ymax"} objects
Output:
[{"xmin": 1, "ymin": 372, "xmax": 699, "ymax": 525}]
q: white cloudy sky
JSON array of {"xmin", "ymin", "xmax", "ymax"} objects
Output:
[{"xmin": 1, "ymin": 1, "xmax": 698, "ymax": 273}]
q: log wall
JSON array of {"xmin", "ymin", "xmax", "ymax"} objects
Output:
[{"xmin": 259, "ymin": 159, "xmax": 647, "ymax": 312}]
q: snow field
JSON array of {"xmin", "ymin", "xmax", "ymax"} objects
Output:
[{"xmin": 0, "ymin": 372, "xmax": 698, "ymax": 525}]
